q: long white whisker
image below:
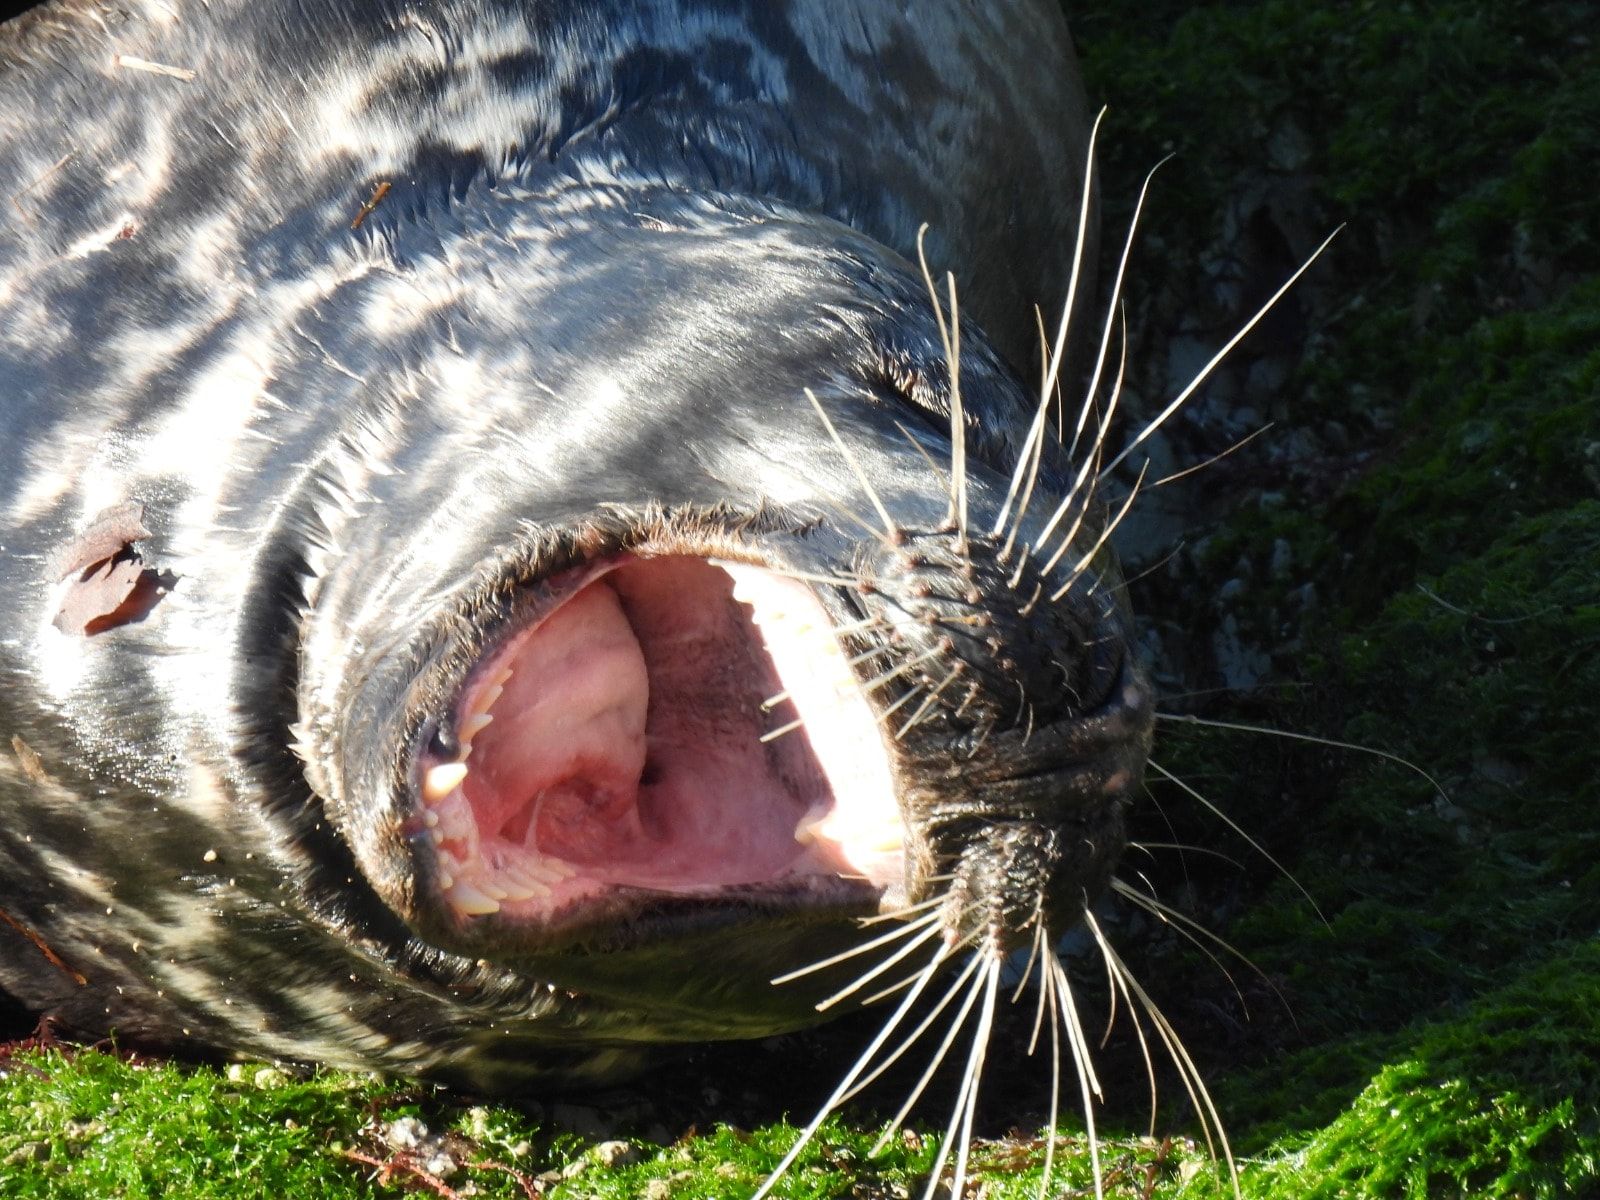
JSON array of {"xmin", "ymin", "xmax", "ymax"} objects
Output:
[
  {"xmin": 944, "ymin": 271, "xmax": 969, "ymax": 551},
  {"xmin": 1013, "ymin": 912, "xmax": 1047, "ymax": 1006},
  {"xmin": 1088, "ymin": 914, "xmax": 1160, "ymax": 1136},
  {"xmin": 1029, "ymin": 308, "xmax": 1126, "ymax": 556},
  {"xmin": 1037, "ymin": 948, "xmax": 1063, "ymax": 1200},
  {"xmin": 1146, "ymin": 757, "xmax": 1326, "ymax": 922},
  {"xmin": 1065, "ymin": 155, "xmax": 1170, "ymax": 465},
  {"xmin": 948, "ymin": 966, "xmax": 997, "ymax": 1200},
  {"xmin": 856, "ymin": 895, "xmax": 947, "ymax": 926},
  {"xmin": 869, "ymin": 950, "xmax": 992, "ymax": 1156},
  {"xmin": 770, "ymin": 909, "xmax": 942, "ymax": 984},
  {"xmin": 1111, "ymin": 878, "xmax": 1249, "ymax": 1012},
  {"xmin": 993, "ymin": 107, "xmax": 1106, "ymax": 536},
  {"xmin": 1155, "ymin": 711, "xmax": 1448, "ymax": 800},
  {"xmin": 805, "ymin": 387, "xmax": 898, "ymax": 538},
  {"xmin": 920, "ymin": 955, "xmax": 1002, "ymax": 1200},
  {"xmin": 842, "ymin": 950, "xmax": 985, "ymax": 1104},
  {"xmin": 1099, "ymin": 226, "xmax": 1342, "ymax": 482},
  {"xmin": 1151, "ymin": 421, "xmax": 1275, "ymax": 488},
  {"xmin": 1043, "ymin": 457, "xmax": 1149, "ymax": 587},
  {"xmin": 815, "ymin": 919, "xmax": 946, "ymax": 1011},
  {"xmin": 1050, "ymin": 952, "xmax": 1104, "ymax": 1200},
  {"xmin": 751, "ymin": 950, "xmax": 949, "ymax": 1200},
  {"xmin": 914, "ymin": 226, "xmax": 967, "ymax": 543},
  {"xmin": 1086, "ymin": 914, "xmax": 1241, "ymax": 1200}
]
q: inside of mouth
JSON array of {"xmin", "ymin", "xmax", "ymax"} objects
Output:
[{"xmin": 415, "ymin": 556, "xmax": 904, "ymax": 919}]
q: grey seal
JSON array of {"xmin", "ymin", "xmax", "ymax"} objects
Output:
[{"xmin": 0, "ymin": 0, "xmax": 1149, "ymax": 1100}]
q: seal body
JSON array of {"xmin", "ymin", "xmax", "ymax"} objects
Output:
[{"xmin": 0, "ymin": 0, "xmax": 1150, "ymax": 1088}]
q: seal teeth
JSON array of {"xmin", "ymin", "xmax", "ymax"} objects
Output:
[
  {"xmin": 449, "ymin": 881, "xmax": 501, "ymax": 915},
  {"xmin": 793, "ymin": 802, "xmax": 830, "ymax": 845},
  {"xmin": 423, "ymin": 762, "xmax": 468, "ymax": 801},
  {"xmin": 467, "ymin": 666, "xmax": 515, "ymax": 720},
  {"xmin": 539, "ymin": 857, "xmax": 576, "ymax": 880},
  {"xmin": 459, "ymin": 713, "xmax": 493, "ymax": 748},
  {"xmin": 496, "ymin": 876, "xmax": 551, "ymax": 901}
]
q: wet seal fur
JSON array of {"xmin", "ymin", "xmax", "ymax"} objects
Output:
[{"xmin": 0, "ymin": 0, "xmax": 1150, "ymax": 1096}]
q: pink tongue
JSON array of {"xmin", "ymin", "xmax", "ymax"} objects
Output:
[{"xmin": 467, "ymin": 581, "xmax": 649, "ymax": 859}]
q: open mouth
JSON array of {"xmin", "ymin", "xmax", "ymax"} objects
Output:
[{"xmin": 411, "ymin": 556, "xmax": 906, "ymax": 922}]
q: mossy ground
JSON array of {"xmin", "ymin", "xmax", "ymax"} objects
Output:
[{"xmin": 3, "ymin": 1, "xmax": 1597, "ymax": 1197}]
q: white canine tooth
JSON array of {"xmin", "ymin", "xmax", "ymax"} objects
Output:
[
  {"xmin": 793, "ymin": 803, "xmax": 830, "ymax": 844},
  {"xmin": 497, "ymin": 878, "xmax": 551, "ymax": 901},
  {"xmin": 449, "ymin": 882, "xmax": 500, "ymax": 915},
  {"xmin": 423, "ymin": 762, "xmax": 468, "ymax": 801}
]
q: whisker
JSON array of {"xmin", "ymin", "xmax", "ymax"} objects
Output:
[
  {"xmin": 1050, "ymin": 951, "xmax": 1104, "ymax": 1200},
  {"xmin": 1155, "ymin": 712, "xmax": 1448, "ymax": 801},
  {"xmin": 1012, "ymin": 910, "xmax": 1047, "ymax": 1006},
  {"xmin": 944, "ymin": 270, "xmax": 970, "ymax": 552},
  {"xmin": 814, "ymin": 491, "xmax": 901, "ymax": 545},
  {"xmin": 1111, "ymin": 878, "xmax": 1250, "ymax": 1014},
  {"xmin": 751, "ymin": 951, "xmax": 951, "ymax": 1200},
  {"xmin": 1043, "ymin": 456, "xmax": 1149, "ymax": 586},
  {"xmin": 1036, "ymin": 947, "xmax": 1063, "ymax": 1200},
  {"xmin": 994, "ymin": 107, "xmax": 1105, "ymax": 536},
  {"xmin": 845, "ymin": 644, "xmax": 897, "ymax": 669},
  {"xmin": 1147, "ymin": 757, "xmax": 1327, "ymax": 923},
  {"xmin": 815, "ymin": 919, "xmax": 946, "ymax": 1012},
  {"xmin": 1129, "ymin": 840, "xmax": 1246, "ymax": 870},
  {"xmin": 805, "ymin": 386, "xmax": 898, "ymax": 538},
  {"xmin": 1029, "ymin": 304, "xmax": 1124, "ymax": 556},
  {"xmin": 758, "ymin": 717, "xmax": 805, "ymax": 743},
  {"xmin": 893, "ymin": 418, "xmax": 951, "ymax": 491},
  {"xmin": 1099, "ymin": 226, "xmax": 1342, "ymax": 483},
  {"xmin": 878, "ymin": 684, "xmax": 928, "ymax": 725},
  {"xmin": 856, "ymin": 895, "xmax": 947, "ymax": 926},
  {"xmin": 1110, "ymin": 539, "xmax": 1187, "ymax": 594},
  {"xmin": 1151, "ymin": 421, "xmax": 1275, "ymax": 488},
  {"xmin": 862, "ymin": 647, "xmax": 943, "ymax": 695},
  {"xmin": 1086, "ymin": 914, "xmax": 1242, "ymax": 1200},
  {"xmin": 914, "ymin": 226, "xmax": 968, "ymax": 546},
  {"xmin": 1064, "ymin": 156, "xmax": 1169, "ymax": 466},
  {"xmin": 771, "ymin": 909, "xmax": 942, "ymax": 984},
  {"xmin": 841, "ymin": 950, "xmax": 985, "ymax": 1103},
  {"xmin": 995, "ymin": 308, "xmax": 1055, "ymax": 565},
  {"xmin": 868, "ymin": 949, "xmax": 992, "ymax": 1155},
  {"xmin": 894, "ymin": 667, "xmax": 963, "ymax": 740},
  {"xmin": 1087, "ymin": 914, "xmax": 1160, "ymax": 1136},
  {"xmin": 918, "ymin": 955, "xmax": 1002, "ymax": 1200}
]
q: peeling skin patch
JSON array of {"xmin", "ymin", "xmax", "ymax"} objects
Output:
[{"xmin": 50, "ymin": 500, "xmax": 174, "ymax": 635}]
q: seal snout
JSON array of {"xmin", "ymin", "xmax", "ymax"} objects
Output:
[{"xmin": 836, "ymin": 514, "xmax": 1152, "ymax": 952}]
